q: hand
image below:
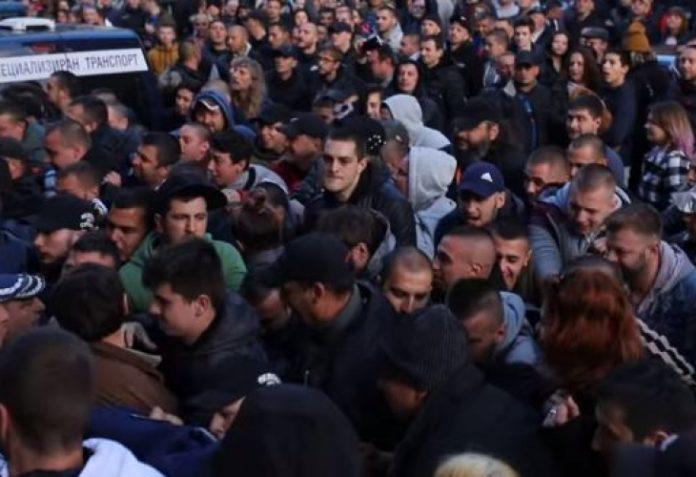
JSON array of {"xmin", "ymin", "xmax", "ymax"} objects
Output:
[
  {"xmin": 542, "ymin": 391, "xmax": 581, "ymax": 428},
  {"xmin": 103, "ymin": 171, "xmax": 122, "ymax": 188},
  {"xmin": 150, "ymin": 406, "xmax": 183, "ymax": 425},
  {"xmin": 121, "ymin": 322, "xmax": 157, "ymax": 351}
]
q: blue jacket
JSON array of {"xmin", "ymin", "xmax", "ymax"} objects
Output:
[
  {"xmin": 636, "ymin": 242, "xmax": 696, "ymax": 367},
  {"xmin": 87, "ymin": 406, "xmax": 216, "ymax": 477}
]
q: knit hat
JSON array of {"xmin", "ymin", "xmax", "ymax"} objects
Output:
[
  {"xmin": 0, "ymin": 274, "xmax": 45, "ymax": 303},
  {"xmin": 379, "ymin": 305, "xmax": 469, "ymax": 391},
  {"xmin": 622, "ymin": 21, "xmax": 651, "ymax": 53}
]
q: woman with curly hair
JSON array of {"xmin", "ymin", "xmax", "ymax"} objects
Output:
[{"xmin": 229, "ymin": 57, "xmax": 267, "ymax": 122}]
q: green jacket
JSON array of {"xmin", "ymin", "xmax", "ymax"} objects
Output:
[{"xmin": 119, "ymin": 232, "xmax": 247, "ymax": 313}]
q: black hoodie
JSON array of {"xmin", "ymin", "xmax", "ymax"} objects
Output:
[{"xmin": 212, "ymin": 384, "xmax": 362, "ymax": 477}]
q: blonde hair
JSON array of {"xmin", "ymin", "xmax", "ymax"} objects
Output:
[
  {"xmin": 230, "ymin": 57, "xmax": 267, "ymax": 120},
  {"xmin": 434, "ymin": 454, "xmax": 519, "ymax": 477}
]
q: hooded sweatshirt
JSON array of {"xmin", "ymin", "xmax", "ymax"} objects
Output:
[
  {"xmin": 408, "ymin": 147, "xmax": 457, "ymax": 258},
  {"xmin": 191, "ymin": 90, "xmax": 240, "ymax": 130},
  {"xmin": 496, "ymin": 292, "xmax": 541, "ymax": 367},
  {"xmin": 212, "ymin": 384, "xmax": 362, "ymax": 477},
  {"xmin": 634, "ymin": 242, "xmax": 696, "ymax": 367},
  {"xmin": 383, "ymin": 95, "xmax": 450, "ymax": 150},
  {"xmin": 224, "ymin": 164, "xmax": 288, "ymax": 194},
  {"xmin": 0, "ymin": 438, "xmax": 164, "ymax": 477}
]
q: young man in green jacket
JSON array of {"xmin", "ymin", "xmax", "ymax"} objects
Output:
[{"xmin": 119, "ymin": 174, "xmax": 246, "ymax": 313}]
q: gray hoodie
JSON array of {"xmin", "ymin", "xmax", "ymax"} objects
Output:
[
  {"xmin": 383, "ymin": 95, "xmax": 450, "ymax": 150},
  {"xmin": 496, "ymin": 292, "xmax": 541, "ymax": 367},
  {"xmin": 224, "ymin": 164, "xmax": 289, "ymax": 193},
  {"xmin": 408, "ymin": 147, "xmax": 457, "ymax": 258},
  {"xmin": 637, "ymin": 242, "xmax": 695, "ymax": 318}
]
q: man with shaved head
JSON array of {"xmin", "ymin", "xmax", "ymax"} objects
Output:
[
  {"xmin": 432, "ymin": 226, "xmax": 497, "ymax": 296},
  {"xmin": 524, "ymin": 146, "xmax": 570, "ymax": 202},
  {"xmin": 383, "ymin": 247, "xmax": 433, "ymax": 314},
  {"xmin": 530, "ymin": 164, "xmax": 622, "ymax": 280}
]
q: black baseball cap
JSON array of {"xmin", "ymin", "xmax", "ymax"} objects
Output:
[
  {"xmin": 260, "ymin": 233, "xmax": 355, "ymax": 288},
  {"xmin": 449, "ymin": 15, "xmax": 470, "ymax": 29},
  {"xmin": 455, "ymin": 98, "xmax": 501, "ymax": 130},
  {"xmin": 31, "ymin": 194, "xmax": 97, "ymax": 234},
  {"xmin": 0, "ymin": 138, "xmax": 29, "ymax": 162},
  {"xmin": 515, "ymin": 50, "xmax": 541, "ymax": 66},
  {"xmin": 281, "ymin": 114, "xmax": 329, "ymax": 140},
  {"xmin": 155, "ymin": 173, "xmax": 227, "ymax": 214}
]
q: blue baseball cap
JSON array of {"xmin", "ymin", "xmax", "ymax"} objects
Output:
[
  {"xmin": 459, "ymin": 162, "xmax": 505, "ymax": 198},
  {"xmin": 0, "ymin": 274, "xmax": 45, "ymax": 303}
]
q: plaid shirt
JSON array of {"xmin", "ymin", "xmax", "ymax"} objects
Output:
[{"xmin": 638, "ymin": 146, "xmax": 690, "ymax": 211}]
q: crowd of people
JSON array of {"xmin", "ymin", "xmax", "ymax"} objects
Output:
[{"xmin": 4, "ymin": 0, "xmax": 696, "ymax": 474}]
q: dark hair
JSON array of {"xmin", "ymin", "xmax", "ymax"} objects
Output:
[
  {"xmin": 240, "ymin": 267, "xmax": 275, "ymax": 305},
  {"xmin": 568, "ymin": 93, "xmax": 605, "ymax": 118},
  {"xmin": 0, "ymin": 100, "xmax": 28, "ymax": 124},
  {"xmin": 488, "ymin": 216, "xmax": 529, "ymax": 241},
  {"xmin": 598, "ymin": 360, "xmax": 696, "ymax": 439},
  {"xmin": 176, "ymin": 79, "xmax": 203, "ymax": 95},
  {"xmin": 421, "ymin": 34, "xmax": 444, "ymax": 50},
  {"xmin": 210, "ymin": 130, "xmax": 254, "ymax": 165},
  {"xmin": 110, "ymin": 186, "xmax": 154, "ymax": 229},
  {"xmin": 566, "ymin": 47, "xmax": 602, "ymax": 92},
  {"xmin": 513, "ymin": 16, "xmax": 534, "ymax": 30},
  {"xmin": 235, "ymin": 189, "xmax": 283, "ymax": 252},
  {"xmin": 58, "ymin": 161, "xmax": 100, "ymax": 189},
  {"xmin": 52, "ymin": 264, "xmax": 125, "ymax": 341},
  {"xmin": 605, "ymin": 203, "xmax": 663, "ymax": 239},
  {"xmin": 143, "ymin": 238, "xmax": 226, "ymax": 315},
  {"xmin": 326, "ymin": 127, "xmax": 367, "ymax": 159},
  {"xmin": 69, "ymin": 95, "xmax": 108, "ymax": 126},
  {"xmin": 448, "ymin": 278, "xmax": 503, "ymax": 324},
  {"xmin": 268, "ymin": 21, "xmax": 289, "ymax": 33},
  {"xmin": 71, "ymin": 231, "xmax": 121, "ymax": 267},
  {"xmin": 604, "ymin": 48, "xmax": 631, "ymax": 68},
  {"xmin": 374, "ymin": 44, "xmax": 395, "ymax": 64},
  {"xmin": 141, "ymin": 132, "xmax": 180, "ymax": 168},
  {"xmin": 315, "ymin": 206, "xmax": 383, "ymax": 256},
  {"xmin": 50, "ymin": 71, "xmax": 82, "ymax": 98},
  {"xmin": 0, "ymin": 328, "xmax": 94, "ymax": 453}
]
